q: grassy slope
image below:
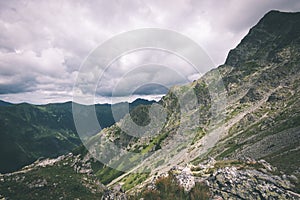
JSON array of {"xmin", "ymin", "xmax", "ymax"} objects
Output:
[{"xmin": 0, "ymin": 99, "xmax": 153, "ymax": 173}]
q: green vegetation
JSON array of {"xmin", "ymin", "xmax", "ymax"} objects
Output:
[
  {"xmin": 0, "ymin": 99, "xmax": 153, "ymax": 173},
  {"xmin": 95, "ymin": 166, "xmax": 125, "ymax": 185},
  {"xmin": 130, "ymin": 105, "xmax": 151, "ymax": 126},
  {"xmin": 0, "ymin": 158, "xmax": 104, "ymax": 199},
  {"xmin": 191, "ymin": 127, "xmax": 205, "ymax": 145},
  {"xmin": 129, "ymin": 173, "xmax": 211, "ymax": 200},
  {"xmin": 121, "ymin": 173, "xmax": 149, "ymax": 191}
]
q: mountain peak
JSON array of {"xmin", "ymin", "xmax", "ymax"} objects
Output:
[{"xmin": 225, "ymin": 10, "xmax": 300, "ymax": 67}]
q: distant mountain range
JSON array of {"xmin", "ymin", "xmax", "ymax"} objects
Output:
[
  {"xmin": 0, "ymin": 100, "xmax": 12, "ymax": 106},
  {"xmin": 0, "ymin": 99, "xmax": 154, "ymax": 173}
]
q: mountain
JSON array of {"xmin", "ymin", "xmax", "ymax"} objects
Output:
[
  {"xmin": 0, "ymin": 100, "xmax": 12, "ymax": 106},
  {"xmin": 204, "ymin": 10, "xmax": 300, "ymax": 170},
  {"xmin": 1, "ymin": 10, "xmax": 300, "ymax": 199},
  {"xmin": 0, "ymin": 99, "xmax": 154, "ymax": 174}
]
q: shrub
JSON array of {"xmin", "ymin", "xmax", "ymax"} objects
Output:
[{"xmin": 129, "ymin": 172, "xmax": 211, "ymax": 200}]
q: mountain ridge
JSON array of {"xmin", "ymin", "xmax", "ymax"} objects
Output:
[
  {"xmin": 0, "ymin": 99, "xmax": 154, "ymax": 173},
  {"xmin": 0, "ymin": 97, "xmax": 156, "ymax": 106}
]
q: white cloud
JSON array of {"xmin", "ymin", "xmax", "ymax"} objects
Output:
[{"xmin": 0, "ymin": 0, "xmax": 300, "ymax": 104}]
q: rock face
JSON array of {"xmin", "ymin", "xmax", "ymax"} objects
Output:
[
  {"xmin": 136, "ymin": 158, "xmax": 300, "ymax": 200},
  {"xmin": 201, "ymin": 11, "xmax": 300, "ymax": 194},
  {"xmin": 171, "ymin": 166, "xmax": 195, "ymax": 191},
  {"xmin": 225, "ymin": 10, "xmax": 300, "ymax": 67},
  {"xmin": 101, "ymin": 185, "xmax": 127, "ymax": 200},
  {"xmin": 208, "ymin": 166, "xmax": 299, "ymax": 199}
]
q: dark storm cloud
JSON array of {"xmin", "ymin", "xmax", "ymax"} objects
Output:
[
  {"xmin": 0, "ymin": 82, "xmax": 34, "ymax": 94},
  {"xmin": 0, "ymin": 0, "xmax": 300, "ymax": 103},
  {"xmin": 133, "ymin": 84, "xmax": 169, "ymax": 95}
]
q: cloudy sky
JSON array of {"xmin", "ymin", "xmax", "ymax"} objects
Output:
[{"xmin": 0, "ymin": 0, "xmax": 299, "ymax": 104}]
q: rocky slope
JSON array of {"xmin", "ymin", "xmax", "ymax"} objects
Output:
[
  {"xmin": 130, "ymin": 157, "xmax": 300, "ymax": 199},
  {"xmin": 84, "ymin": 10, "xmax": 300, "ymax": 192},
  {"xmin": 2, "ymin": 155, "xmax": 298, "ymax": 199},
  {"xmin": 1, "ymin": 10, "xmax": 300, "ymax": 199},
  {"xmin": 199, "ymin": 10, "xmax": 300, "ymax": 180},
  {"xmin": 0, "ymin": 152, "xmax": 105, "ymax": 199}
]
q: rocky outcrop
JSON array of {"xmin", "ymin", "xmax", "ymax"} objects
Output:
[
  {"xmin": 101, "ymin": 184, "xmax": 127, "ymax": 200},
  {"xmin": 208, "ymin": 166, "xmax": 299, "ymax": 199},
  {"xmin": 135, "ymin": 158, "xmax": 300, "ymax": 200},
  {"xmin": 206, "ymin": 159, "xmax": 300, "ymax": 199},
  {"xmin": 0, "ymin": 152, "xmax": 106, "ymax": 199},
  {"xmin": 171, "ymin": 166, "xmax": 195, "ymax": 191}
]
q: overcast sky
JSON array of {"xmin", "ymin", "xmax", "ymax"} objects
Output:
[{"xmin": 0, "ymin": 0, "xmax": 299, "ymax": 104}]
